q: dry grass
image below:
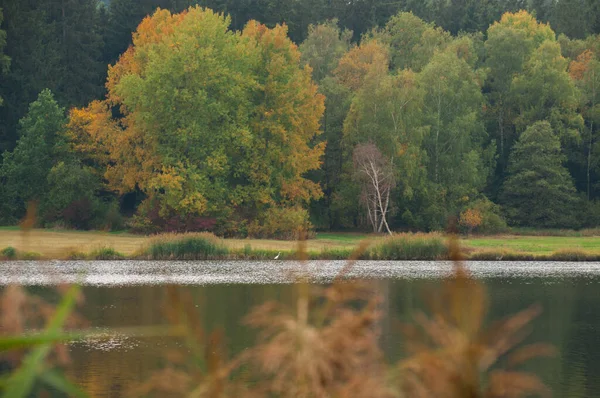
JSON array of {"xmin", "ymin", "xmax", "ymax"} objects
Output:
[
  {"xmin": 0, "ymin": 229, "xmax": 147, "ymax": 258},
  {"xmin": 0, "ymin": 229, "xmax": 374, "ymax": 259}
]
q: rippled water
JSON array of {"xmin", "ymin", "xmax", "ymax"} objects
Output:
[{"xmin": 3, "ymin": 260, "xmax": 600, "ymax": 397}]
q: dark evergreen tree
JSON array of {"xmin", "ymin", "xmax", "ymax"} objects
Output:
[
  {"xmin": 500, "ymin": 121, "xmax": 580, "ymax": 228},
  {"xmin": 0, "ymin": 90, "xmax": 66, "ymax": 222}
]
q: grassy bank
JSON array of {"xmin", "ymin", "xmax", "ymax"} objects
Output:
[{"xmin": 1, "ymin": 228, "xmax": 600, "ymax": 261}]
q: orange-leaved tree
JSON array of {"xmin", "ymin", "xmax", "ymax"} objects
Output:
[{"xmin": 68, "ymin": 7, "xmax": 325, "ymax": 233}]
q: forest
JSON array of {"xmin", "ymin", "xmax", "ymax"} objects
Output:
[{"xmin": 1, "ymin": 0, "xmax": 600, "ymax": 237}]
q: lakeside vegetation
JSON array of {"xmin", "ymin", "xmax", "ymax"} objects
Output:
[{"xmin": 3, "ymin": 228, "xmax": 600, "ymax": 261}]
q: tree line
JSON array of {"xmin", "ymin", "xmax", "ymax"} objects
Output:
[{"xmin": 1, "ymin": 1, "xmax": 600, "ymax": 236}]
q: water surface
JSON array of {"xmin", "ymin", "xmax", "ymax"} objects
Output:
[{"xmin": 2, "ymin": 260, "xmax": 599, "ymax": 397}]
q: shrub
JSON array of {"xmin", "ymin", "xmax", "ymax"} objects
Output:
[
  {"xmin": 1, "ymin": 246, "xmax": 17, "ymax": 260},
  {"xmin": 369, "ymin": 233, "xmax": 448, "ymax": 260},
  {"xmin": 144, "ymin": 233, "xmax": 229, "ymax": 260},
  {"xmin": 459, "ymin": 208, "xmax": 482, "ymax": 235},
  {"xmin": 248, "ymin": 206, "xmax": 314, "ymax": 240},
  {"xmin": 463, "ymin": 198, "xmax": 508, "ymax": 234},
  {"xmin": 88, "ymin": 247, "xmax": 125, "ymax": 260}
]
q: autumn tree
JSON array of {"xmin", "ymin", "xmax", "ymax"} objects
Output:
[
  {"xmin": 501, "ymin": 121, "xmax": 580, "ymax": 228},
  {"xmin": 353, "ymin": 142, "xmax": 394, "ymax": 234},
  {"xmin": 98, "ymin": 7, "xmax": 325, "ymax": 233}
]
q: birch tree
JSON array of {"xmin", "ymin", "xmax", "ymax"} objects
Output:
[{"xmin": 353, "ymin": 143, "xmax": 394, "ymax": 234}]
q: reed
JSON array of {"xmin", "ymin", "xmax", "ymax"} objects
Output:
[
  {"xmin": 142, "ymin": 232, "xmax": 229, "ymax": 260},
  {"xmin": 369, "ymin": 233, "xmax": 448, "ymax": 260}
]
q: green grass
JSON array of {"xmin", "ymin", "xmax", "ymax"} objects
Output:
[{"xmin": 463, "ymin": 235, "xmax": 600, "ymax": 254}]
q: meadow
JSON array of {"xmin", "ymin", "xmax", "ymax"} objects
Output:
[{"xmin": 1, "ymin": 227, "xmax": 600, "ymax": 261}]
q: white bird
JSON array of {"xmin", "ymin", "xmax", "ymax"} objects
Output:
[{"xmin": 274, "ymin": 252, "xmax": 281, "ymax": 260}]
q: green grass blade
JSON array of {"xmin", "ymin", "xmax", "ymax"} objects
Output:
[
  {"xmin": 39, "ymin": 369, "xmax": 88, "ymax": 398},
  {"xmin": 2, "ymin": 285, "xmax": 80, "ymax": 398}
]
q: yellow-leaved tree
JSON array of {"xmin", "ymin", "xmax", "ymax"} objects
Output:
[{"xmin": 68, "ymin": 7, "xmax": 325, "ymax": 235}]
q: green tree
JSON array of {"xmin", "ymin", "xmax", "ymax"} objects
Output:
[
  {"xmin": 418, "ymin": 46, "xmax": 492, "ymax": 225},
  {"xmin": 510, "ymin": 40, "xmax": 582, "ymax": 137},
  {"xmin": 299, "ymin": 19, "xmax": 352, "ymax": 83},
  {"xmin": 344, "ymin": 68, "xmax": 427, "ymax": 223},
  {"xmin": 299, "ymin": 20, "xmax": 352, "ymax": 228},
  {"xmin": 501, "ymin": 121, "xmax": 579, "ymax": 228},
  {"xmin": 375, "ymin": 11, "xmax": 451, "ymax": 72},
  {"xmin": 41, "ymin": 161, "xmax": 102, "ymax": 229},
  {"xmin": 484, "ymin": 10, "xmax": 556, "ymax": 173},
  {"xmin": 0, "ymin": 89, "xmax": 66, "ymax": 222}
]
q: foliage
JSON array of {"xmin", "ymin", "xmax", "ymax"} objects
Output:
[
  {"xmin": 0, "ymin": 246, "xmax": 16, "ymax": 259},
  {"xmin": 248, "ymin": 206, "xmax": 313, "ymax": 240},
  {"xmin": 459, "ymin": 208, "xmax": 483, "ymax": 234},
  {"xmin": 41, "ymin": 161, "xmax": 102, "ymax": 229},
  {"xmin": 501, "ymin": 121, "xmax": 580, "ymax": 228},
  {"xmin": 375, "ymin": 11, "xmax": 450, "ymax": 72},
  {"xmin": 465, "ymin": 197, "xmax": 508, "ymax": 234},
  {"xmin": 0, "ymin": 0, "xmax": 104, "ymax": 153},
  {"xmin": 299, "ymin": 19, "xmax": 352, "ymax": 83}
]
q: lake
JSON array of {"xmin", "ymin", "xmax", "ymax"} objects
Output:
[{"xmin": 2, "ymin": 260, "xmax": 600, "ymax": 397}]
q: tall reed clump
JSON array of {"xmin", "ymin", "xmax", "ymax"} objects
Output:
[
  {"xmin": 397, "ymin": 236, "xmax": 556, "ymax": 397},
  {"xmin": 143, "ymin": 232, "xmax": 229, "ymax": 260},
  {"xmin": 369, "ymin": 233, "xmax": 448, "ymax": 260}
]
